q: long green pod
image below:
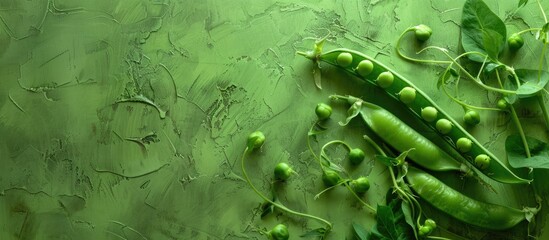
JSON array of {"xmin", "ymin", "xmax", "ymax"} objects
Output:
[
  {"xmin": 336, "ymin": 95, "xmax": 465, "ymax": 173},
  {"xmin": 406, "ymin": 166, "xmax": 536, "ymax": 230},
  {"xmin": 298, "ymin": 46, "xmax": 531, "ymax": 184}
]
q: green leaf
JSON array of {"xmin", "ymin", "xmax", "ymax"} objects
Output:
[
  {"xmin": 505, "ymin": 135, "xmax": 549, "ymax": 169},
  {"xmin": 461, "ymin": 0, "xmax": 506, "ymax": 62},
  {"xmin": 375, "ymin": 155, "xmax": 400, "ymax": 167},
  {"xmin": 518, "ymin": 0, "xmax": 528, "ymax": 8},
  {"xmin": 300, "ymin": 227, "xmax": 327, "ymax": 238},
  {"xmin": 482, "ymin": 29, "xmax": 505, "ymax": 60},
  {"xmin": 483, "ymin": 62, "xmax": 505, "ymax": 75},
  {"xmin": 437, "ymin": 65, "xmax": 455, "ymax": 90},
  {"xmin": 536, "ymin": 22, "xmax": 549, "ymax": 44},
  {"xmin": 514, "ymin": 69, "xmax": 549, "ymax": 98},
  {"xmin": 368, "ymin": 199, "xmax": 413, "ymax": 240},
  {"xmin": 340, "ymin": 101, "xmax": 362, "ymax": 126},
  {"xmin": 400, "ymin": 202, "xmax": 416, "ymax": 239},
  {"xmin": 353, "ymin": 222, "xmax": 369, "ymax": 240},
  {"xmin": 503, "ymin": 76, "xmax": 518, "ymax": 104}
]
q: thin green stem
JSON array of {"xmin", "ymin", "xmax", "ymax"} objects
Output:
[
  {"xmin": 307, "ymin": 121, "xmax": 323, "ymax": 162},
  {"xmin": 343, "ymin": 182, "xmax": 377, "ymax": 213},
  {"xmin": 240, "ymin": 148, "xmax": 333, "ymax": 229},
  {"xmin": 538, "ymin": 43, "xmax": 547, "ymax": 83},
  {"xmin": 441, "ymin": 80, "xmax": 502, "ymax": 111},
  {"xmin": 426, "ymin": 236, "xmax": 453, "ymax": 240},
  {"xmin": 537, "ymin": 94, "xmax": 549, "ymax": 130},
  {"xmin": 495, "ymin": 70, "xmax": 531, "ymax": 158},
  {"xmin": 422, "ymin": 46, "xmax": 516, "ymax": 94},
  {"xmin": 515, "ymin": 28, "xmax": 542, "ymax": 36},
  {"xmin": 395, "ymin": 28, "xmax": 452, "ymax": 64},
  {"xmin": 314, "ymin": 181, "xmax": 346, "ymax": 199},
  {"xmin": 440, "ymin": 63, "xmax": 503, "ymax": 111},
  {"xmin": 537, "ymin": 0, "xmax": 548, "ymax": 23}
]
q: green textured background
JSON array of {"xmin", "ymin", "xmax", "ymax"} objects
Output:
[{"xmin": 1, "ymin": 0, "xmax": 548, "ymax": 239}]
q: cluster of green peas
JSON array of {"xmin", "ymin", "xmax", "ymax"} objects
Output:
[
  {"xmin": 297, "ymin": 32, "xmax": 529, "ymax": 184},
  {"xmin": 336, "ymin": 50, "xmax": 491, "ymax": 172},
  {"xmin": 293, "ymin": 27, "xmax": 540, "ymax": 236}
]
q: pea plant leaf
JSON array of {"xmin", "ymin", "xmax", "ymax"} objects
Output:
[
  {"xmin": 503, "ymin": 76, "xmax": 518, "ymax": 104},
  {"xmin": 300, "ymin": 227, "xmax": 328, "ymax": 239},
  {"xmin": 353, "ymin": 222, "xmax": 369, "ymax": 240},
  {"xmin": 505, "ymin": 135, "xmax": 549, "ymax": 169},
  {"xmin": 461, "ymin": 0, "xmax": 506, "ymax": 62},
  {"xmin": 339, "ymin": 100, "xmax": 362, "ymax": 126},
  {"xmin": 518, "ymin": 0, "xmax": 528, "ymax": 8},
  {"xmin": 368, "ymin": 198, "xmax": 414, "ymax": 240},
  {"xmin": 514, "ymin": 69, "xmax": 549, "ymax": 98},
  {"xmin": 536, "ymin": 22, "xmax": 549, "ymax": 44}
]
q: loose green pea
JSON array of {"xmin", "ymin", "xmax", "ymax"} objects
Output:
[
  {"xmin": 322, "ymin": 169, "xmax": 340, "ymax": 187},
  {"xmin": 337, "ymin": 52, "xmax": 353, "ymax": 67},
  {"xmin": 475, "ymin": 154, "xmax": 491, "ymax": 170},
  {"xmin": 376, "ymin": 71, "xmax": 394, "ymax": 88},
  {"xmin": 421, "ymin": 106, "xmax": 438, "ymax": 122},
  {"xmin": 424, "ymin": 219, "xmax": 437, "ymax": 229},
  {"xmin": 418, "ymin": 225, "xmax": 432, "ymax": 236},
  {"xmin": 348, "ymin": 148, "xmax": 365, "ymax": 165},
  {"xmin": 356, "ymin": 59, "xmax": 374, "ymax": 77},
  {"xmin": 274, "ymin": 162, "xmax": 293, "ymax": 181},
  {"xmin": 247, "ymin": 131, "xmax": 265, "ymax": 150},
  {"xmin": 435, "ymin": 119, "xmax": 452, "ymax": 134},
  {"xmin": 268, "ymin": 224, "xmax": 289, "ymax": 240},
  {"xmin": 463, "ymin": 110, "xmax": 480, "ymax": 126},
  {"xmin": 315, "ymin": 103, "xmax": 332, "ymax": 120},
  {"xmin": 398, "ymin": 87, "xmax": 416, "ymax": 105},
  {"xmin": 508, "ymin": 33, "xmax": 524, "ymax": 51},
  {"xmin": 497, "ymin": 99, "xmax": 508, "ymax": 109},
  {"xmin": 456, "ymin": 137, "xmax": 472, "ymax": 153},
  {"xmin": 351, "ymin": 176, "xmax": 370, "ymax": 193},
  {"xmin": 414, "ymin": 24, "xmax": 432, "ymax": 42}
]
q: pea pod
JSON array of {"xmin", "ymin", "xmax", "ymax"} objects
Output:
[
  {"xmin": 336, "ymin": 95, "xmax": 466, "ymax": 173},
  {"xmin": 406, "ymin": 166, "xmax": 537, "ymax": 230},
  {"xmin": 298, "ymin": 45, "xmax": 531, "ymax": 184}
]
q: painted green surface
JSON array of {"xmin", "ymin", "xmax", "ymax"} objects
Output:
[{"xmin": 0, "ymin": 0, "xmax": 548, "ymax": 239}]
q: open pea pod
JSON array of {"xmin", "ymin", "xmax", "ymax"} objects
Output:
[{"xmin": 298, "ymin": 46, "xmax": 531, "ymax": 184}]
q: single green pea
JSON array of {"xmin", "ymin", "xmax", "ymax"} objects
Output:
[
  {"xmin": 315, "ymin": 103, "xmax": 332, "ymax": 120},
  {"xmin": 424, "ymin": 219, "xmax": 437, "ymax": 229},
  {"xmin": 376, "ymin": 71, "xmax": 394, "ymax": 88},
  {"xmin": 435, "ymin": 119, "xmax": 452, "ymax": 134},
  {"xmin": 351, "ymin": 176, "xmax": 370, "ymax": 194},
  {"xmin": 475, "ymin": 154, "xmax": 491, "ymax": 170},
  {"xmin": 414, "ymin": 24, "xmax": 432, "ymax": 42},
  {"xmin": 398, "ymin": 87, "xmax": 416, "ymax": 105},
  {"xmin": 274, "ymin": 162, "xmax": 293, "ymax": 181},
  {"xmin": 337, "ymin": 52, "xmax": 353, "ymax": 67},
  {"xmin": 322, "ymin": 169, "xmax": 341, "ymax": 187},
  {"xmin": 456, "ymin": 137, "xmax": 473, "ymax": 153},
  {"xmin": 508, "ymin": 33, "xmax": 524, "ymax": 51},
  {"xmin": 497, "ymin": 99, "xmax": 508, "ymax": 109},
  {"xmin": 348, "ymin": 148, "xmax": 365, "ymax": 165},
  {"xmin": 421, "ymin": 106, "xmax": 438, "ymax": 122},
  {"xmin": 418, "ymin": 225, "xmax": 432, "ymax": 237},
  {"xmin": 463, "ymin": 110, "xmax": 480, "ymax": 126},
  {"xmin": 356, "ymin": 59, "xmax": 374, "ymax": 77},
  {"xmin": 268, "ymin": 224, "xmax": 289, "ymax": 240},
  {"xmin": 247, "ymin": 131, "xmax": 265, "ymax": 150}
]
